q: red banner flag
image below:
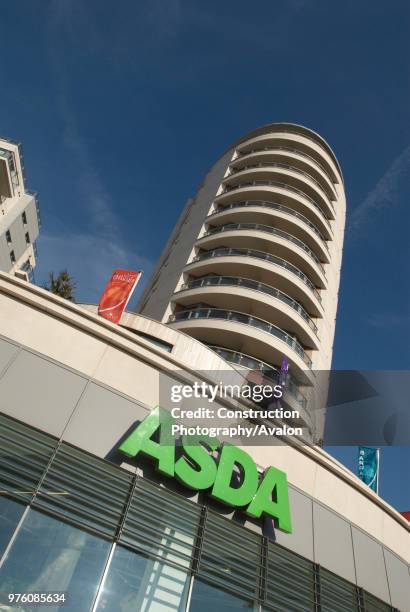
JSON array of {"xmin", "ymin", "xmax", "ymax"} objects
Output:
[{"xmin": 98, "ymin": 269, "xmax": 142, "ymax": 324}]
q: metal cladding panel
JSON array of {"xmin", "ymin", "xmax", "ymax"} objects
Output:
[
  {"xmin": 383, "ymin": 548, "xmax": 410, "ymax": 612},
  {"xmin": 313, "ymin": 502, "xmax": 356, "ymax": 583},
  {"xmin": 0, "ymin": 350, "xmax": 87, "ymax": 436},
  {"xmin": 62, "ymin": 381, "xmax": 150, "ymax": 459},
  {"xmin": 0, "ymin": 338, "xmax": 19, "ymax": 375},
  {"xmin": 351, "ymin": 526, "xmax": 391, "ymax": 605},
  {"xmin": 274, "ymin": 487, "xmax": 314, "ymax": 561}
]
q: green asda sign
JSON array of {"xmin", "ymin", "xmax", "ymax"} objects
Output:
[{"xmin": 119, "ymin": 407, "xmax": 292, "ymax": 533}]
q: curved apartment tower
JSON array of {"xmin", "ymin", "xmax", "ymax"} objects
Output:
[{"xmin": 137, "ymin": 123, "xmax": 346, "ymax": 440}]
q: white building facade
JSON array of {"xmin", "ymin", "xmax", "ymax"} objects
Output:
[{"xmin": 0, "ymin": 137, "xmax": 40, "ymax": 281}]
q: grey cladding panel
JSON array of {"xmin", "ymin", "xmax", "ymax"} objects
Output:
[
  {"xmin": 62, "ymin": 382, "xmax": 150, "ymax": 459},
  {"xmin": 313, "ymin": 502, "xmax": 356, "ymax": 583},
  {"xmin": 351, "ymin": 526, "xmax": 390, "ymax": 604},
  {"xmin": 274, "ymin": 487, "xmax": 314, "ymax": 560},
  {"xmin": 383, "ymin": 548, "xmax": 410, "ymax": 612},
  {"xmin": 0, "ymin": 350, "xmax": 87, "ymax": 436},
  {"xmin": 0, "ymin": 338, "xmax": 19, "ymax": 375}
]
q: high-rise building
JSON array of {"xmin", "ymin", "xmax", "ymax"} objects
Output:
[
  {"xmin": 137, "ymin": 123, "xmax": 346, "ymax": 438},
  {"xmin": 0, "ymin": 137, "xmax": 41, "ymax": 281}
]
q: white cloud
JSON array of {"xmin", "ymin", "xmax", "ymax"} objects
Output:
[
  {"xmin": 351, "ymin": 144, "xmax": 410, "ymax": 231},
  {"xmin": 366, "ymin": 313, "xmax": 410, "ymax": 329}
]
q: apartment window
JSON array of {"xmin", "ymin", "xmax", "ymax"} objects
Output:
[
  {"xmin": 21, "ymin": 211, "xmax": 27, "ymax": 225},
  {"xmin": 5, "ymin": 230, "xmax": 11, "ymax": 245},
  {"xmin": 25, "ymin": 231, "xmax": 30, "ymax": 244},
  {"xmin": 10, "ymin": 250, "xmax": 16, "ymax": 264}
]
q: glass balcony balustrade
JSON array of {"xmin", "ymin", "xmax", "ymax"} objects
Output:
[
  {"xmin": 177, "ymin": 275, "xmax": 318, "ymax": 334},
  {"xmin": 235, "ymin": 144, "xmax": 338, "ymax": 190},
  {"xmin": 228, "ymin": 160, "xmax": 333, "ymax": 201},
  {"xmin": 202, "ymin": 222, "xmax": 325, "ymax": 273},
  {"xmin": 169, "ymin": 307, "xmax": 312, "ymax": 367},
  {"xmin": 221, "ymin": 179, "xmax": 334, "ymax": 222},
  {"xmin": 191, "ymin": 247, "xmax": 322, "ymax": 302},
  {"xmin": 209, "ymin": 345, "xmax": 307, "ymax": 408},
  {"xmin": 209, "ymin": 200, "xmax": 328, "ymax": 248}
]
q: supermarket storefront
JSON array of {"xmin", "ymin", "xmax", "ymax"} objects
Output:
[
  {"xmin": 0, "ymin": 412, "xmax": 398, "ymax": 612},
  {"xmin": 0, "ymin": 273, "xmax": 409, "ymax": 611}
]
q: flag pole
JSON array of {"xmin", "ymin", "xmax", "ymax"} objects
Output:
[{"xmin": 376, "ymin": 448, "xmax": 380, "ymax": 495}]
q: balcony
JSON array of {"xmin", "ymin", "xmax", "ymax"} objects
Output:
[
  {"xmin": 190, "ymin": 247, "xmax": 322, "ymax": 304},
  {"xmin": 169, "ymin": 307, "xmax": 312, "ymax": 368},
  {"xmin": 176, "ymin": 275, "xmax": 318, "ymax": 335},
  {"xmin": 201, "ymin": 223, "xmax": 326, "ymax": 284},
  {"xmin": 235, "ymin": 130, "xmax": 342, "ymax": 184},
  {"xmin": 209, "ymin": 345, "xmax": 308, "ymax": 411},
  {"xmin": 234, "ymin": 145, "xmax": 337, "ymax": 193},
  {"xmin": 210, "ymin": 200, "xmax": 328, "ymax": 251},
  {"xmin": 223, "ymin": 179, "xmax": 334, "ymax": 222},
  {"xmin": 228, "ymin": 160, "xmax": 335, "ymax": 209}
]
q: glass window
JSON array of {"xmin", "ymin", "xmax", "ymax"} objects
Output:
[
  {"xmin": 9, "ymin": 250, "xmax": 16, "ymax": 264},
  {"xmin": 189, "ymin": 578, "xmax": 254, "ymax": 611},
  {"xmin": 0, "ymin": 496, "xmax": 26, "ymax": 560},
  {"xmin": 96, "ymin": 545, "xmax": 190, "ymax": 612},
  {"xmin": 25, "ymin": 232, "xmax": 30, "ymax": 244},
  {"xmin": 21, "ymin": 211, "xmax": 27, "ymax": 225},
  {"xmin": 5, "ymin": 230, "xmax": 11, "ymax": 245},
  {"xmin": 0, "ymin": 509, "xmax": 111, "ymax": 612}
]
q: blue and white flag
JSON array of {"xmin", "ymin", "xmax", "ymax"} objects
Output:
[{"xmin": 358, "ymin": 447, "xmax": 379, "ymax": 493}]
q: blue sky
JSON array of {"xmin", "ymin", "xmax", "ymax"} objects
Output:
[{"xmin": 1, "ymin": 1, "xmax": 409, "ymax": 510}]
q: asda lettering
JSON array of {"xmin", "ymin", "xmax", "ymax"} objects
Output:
[{"xmin": 119, "ymin": 407, "xmax": 292, "ymax": 533}]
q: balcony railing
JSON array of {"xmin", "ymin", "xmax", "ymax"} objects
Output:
[
  {"xmin": 228, "ymin": 161, "xmax": 334, "ymax": 202},
  {"xmin": 202, "ymin": 222, "xmax": 325, "ymax": 273},
  {"xmin": 190, "ymin": 247, "xmax": 322, "ymax": 302},
  {"xmin": 235, "ymin": 144, "xmax": 338, "ymax": 188},
  {"xmin": 222, "ymin": 179, "xmax": 334, "ymax": 222},
  {"xmin": 168, "ymin": 308, "xmax": 312, "ymax": 368},
  {"xmin": 210, "ymin": 200, "xmax": 328, "ymax": 248},
  {"xmin": 209, "ymin": 345, "xmax": 307, "ymax": 408},
  {"xmin": 177, "ymin": 275, "xmax": 318, "ymax": 334}
]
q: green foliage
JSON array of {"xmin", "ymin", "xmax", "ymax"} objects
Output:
[{"xmin": 43, "ymin": 270, "xmax": 76, "ymax": 302}]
